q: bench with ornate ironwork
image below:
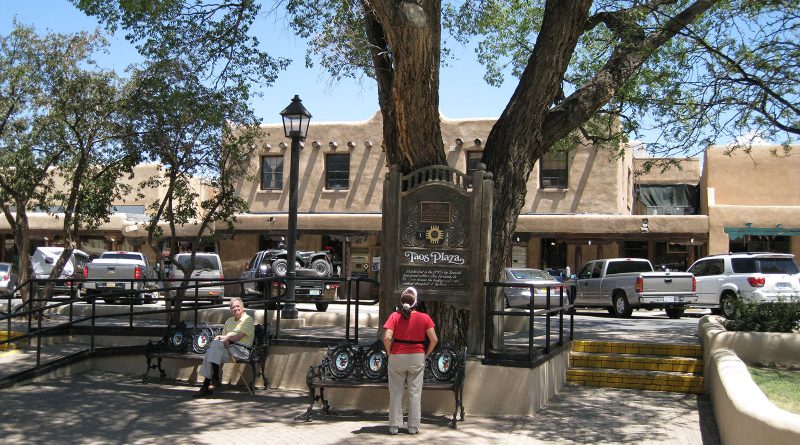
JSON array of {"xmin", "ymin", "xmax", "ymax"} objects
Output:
[
  {"xmin": 142, "ymin": 321, "xmax": 270, "ymax": 390},
  {"xmin": 296, "ymin": 341, "xmax": 466, "ymax": 428}
]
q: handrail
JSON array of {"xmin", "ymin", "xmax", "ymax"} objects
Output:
[
  {"xmin": 482, "ymin": 281, "xmax": 574, "ymax": 367},
  {"xmin": 0, "ymin": 274, "xmax": 380, "ymax": 383}
]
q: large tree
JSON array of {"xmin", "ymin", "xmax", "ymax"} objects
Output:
[
  {"xmin": 126, "ymin": 59, "xmax": 260, "ymax": 323},
  {"xmin": 77, "ymin": 0, "xmax": 800, "ymax": 347},
  {"xmin": 0, "ymin": 23, "xmax": 134, "ymax": 307}
]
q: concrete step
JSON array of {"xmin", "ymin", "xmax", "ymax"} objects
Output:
[
  {"xmin": 568, "ymin": 340, "xmax": 704, "ymax": 394},
  {"xmin": 569, "ymin": 351, "xmax": 704, "ymax": 374},
  {"xmin": 571, "ymin": 340, "xmax": 702, "ymax": 358},
  {"xmin": 566, "ymin": 367, "xmax": 704, "ymax": 394},
  {"xmin": 1, "ymin": 330, "xmax": 23, "ymax": 351}
]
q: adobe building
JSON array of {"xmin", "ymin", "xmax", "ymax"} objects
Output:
[
  {"xmin": 3, "ymin": 116, "xmax": 797, "ymax": 292},
  {"xmin": 701, "ymin": 144, "xmax": 800, "ymax": 257},
  {"xmin": 225, "ymin": 112, "xmax": 710, "ymax": 290}
]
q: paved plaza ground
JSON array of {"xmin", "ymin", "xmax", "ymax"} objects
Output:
[
  {"xmin": 0, "ymin": 305, "xmax": 721, "ymax": 444},
  {"xmin": 0, "ymin": 370, "xmax": 719, "ymax": 445}
]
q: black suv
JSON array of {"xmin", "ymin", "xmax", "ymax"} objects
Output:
[{"xmin": 240, "ymin": 249, "xmax": 338, "ymax": 311}]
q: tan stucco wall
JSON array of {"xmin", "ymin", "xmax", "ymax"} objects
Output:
[
  {"xmin": 239, "ymin": 114, "xmax": 634, "ymax": 217},
  {"xmin": 635, "ymin": 157, "xmax": 701, "ymax": 185},
  {"xmin": 698, "ymin": 316, "xmax": 800, "ymax": 445},
  {"xmin": 705, "ymin": 144, "xmax": 800, "ymax": 206}
]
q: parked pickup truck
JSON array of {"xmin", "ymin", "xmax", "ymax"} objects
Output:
[
  {"xmin": 83, "ymin": 251, "xmax": 159, "ymax": 304},
  {"xmin": 568, "ymin": 258, "xmax": 697, "ymax": 318}
]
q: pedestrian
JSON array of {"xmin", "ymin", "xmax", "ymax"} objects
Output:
[
  {"xmin": 194, "ymin": 297, "xmax": 254, "ymax": 397},
  {"xmin": 382, "ymin": 286, "xmax": 438, "ymax": 435}
]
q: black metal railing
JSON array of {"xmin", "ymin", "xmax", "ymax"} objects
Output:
[
  {"xmin": 482, "ymin": 281, "xmax": 574, "ymax": 367},
  {"xmin": 0, "ymin": 274, "xmax": 379, "ymax": 383}
]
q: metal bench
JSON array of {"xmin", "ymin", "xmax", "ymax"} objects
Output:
[
  {"xmin": 296, "ymin": 341, "xmax": 466, "ymax": 428},
  {"xmin": 143, "ymin": 321, "xmax": 270, "ymax": 390}
]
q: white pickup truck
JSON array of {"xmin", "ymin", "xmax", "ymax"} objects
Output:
[
  {"xmin": 568, "ymin": 258, "xmax": 697, "ymax": 318},
  {"xmin": 83, "ymin": 251, "xmax": 159, "ymax": 304}
]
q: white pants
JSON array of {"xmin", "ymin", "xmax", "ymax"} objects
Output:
[
  {"xmin": 387, "ymin": 353, "xmax": 425, "ymax": 429},
  {"xmin": 199, "ymin": 340, "xmax": 248, "ymax": 380}
]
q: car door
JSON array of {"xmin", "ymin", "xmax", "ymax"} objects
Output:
[
  {"xmin": 574, "ymin": 261, "xmax": 599, "ymax": 305},
  {"xmin": 689, "ymin": 259, "xmax": 723, "ymax": 305}
]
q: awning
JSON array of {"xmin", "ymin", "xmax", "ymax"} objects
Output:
[{"xmin": 724, "ymin": 225, "xmax": 800, "ymax": 240}]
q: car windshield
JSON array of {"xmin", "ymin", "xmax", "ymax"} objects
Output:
[
  {"xmin": 509, "ymin": 269, "xmax": 553, "ymax": 280},
  {"xmin": 732, "ymin": 258, "xmax": 799, "ymax": 274},
  {"xmin": 101, "ymin": 253, "xmax": 143, "ymax": 261},
  {"xmin": 176, "ymin": 255, "xmax": 220, "ymax": 270}
]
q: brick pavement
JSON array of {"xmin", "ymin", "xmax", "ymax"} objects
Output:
[{"xmin": 0, "ymin": 370, "xmax": 719, "ymax": 444}]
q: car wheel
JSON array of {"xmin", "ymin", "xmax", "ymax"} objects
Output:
[
  {"xmin": 612, "ymin": 292, "xmax": 632, "ymax": 318},
  {"xmin": 665, "ymin": 307, "xmax": 685, "ymax": 319},
  {"xmin": 310, "ymin": 259, "xmax": 332, "ymax": 277},
  {"xmin": 272, "ymin": 259, "xmax": 288, "ymax": 277},
  {"xmin": 315, "ymin": 303, "xmax": 329, "ymax": 312},
  {"xmin": 145, "ymin": 291, "xmax": 158, "ymax": 304},
  {"xmin": 719, "ymin": 292, "xmax": 737, "ymax": 318}
]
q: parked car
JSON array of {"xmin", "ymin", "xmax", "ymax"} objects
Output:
[
  {"xmin": 503, "ymin": 268, "xmax": 569, "ymax": 309},
  {"xmin": 687, "ymin": 252, "xmax": 800, "ymax": 318},
  {"xmin": 0, "ymin": 262, "xmax": 19, "ymax": 296},
  {"xmin": 240, "ymin": 249, "xmax": 338, "ymax": 312},
  {"xmin": 166, "ymin": 253, "xmax": 225, "ymax": 304},
  {"xmin": 30, "ymin": 247, "xmax": 90, "ymax": 299},
  {"xmin": 83, "ymin": 251, "xmax": 160, "ymax": 304},
  {"xmin": 567, "ymin": 258, "xmax": 697, "ymax": 318}
]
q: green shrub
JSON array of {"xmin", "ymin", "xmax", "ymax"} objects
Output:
[{"xmin": 723, "ymin": 296, "xmax": 800, "ymax": 333}]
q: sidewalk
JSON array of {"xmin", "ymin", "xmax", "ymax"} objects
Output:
[{"xmin": 0, "ymin": 370, "xmax": 718, "ymax": 444}]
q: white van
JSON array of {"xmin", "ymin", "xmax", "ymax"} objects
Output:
[{"xmin": 31, "ymin": 247, "xmax": 90, "ymax": 298}]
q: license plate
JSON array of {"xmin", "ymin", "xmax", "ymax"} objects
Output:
[
  {"xmin": 309, "ymin": 290, "xmax": 321, "ymax": 296},
  {"xmin": 776, "ymin": 282, "xmax": 790, "ymax": 289},
  {"xmin": 663, "ymin": 296, "xmax": 674, "ymax": 303}
]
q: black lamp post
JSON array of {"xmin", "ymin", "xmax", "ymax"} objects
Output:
[{"xmin": 279, "ymin": 95, "xmax": 312, "ymax": 320}]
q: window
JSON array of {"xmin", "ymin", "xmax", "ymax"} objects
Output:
[
  {"xmin": 326, "ymin": 154, "xmax": 350, "ymax": 190},
  {"xmin": 606, "ymin": 260, "xmax": 653, "ymax": 275},
  {"xmin": 261, "ymin": 155, "xmax": 284, "ymax": 190},
  {"xmin": 466, "ymin": 151, "xmax": 483, "ymax": 187},
  {"xmin": 539, "ymin": 151, "xmax": 568, "ymax": 188}
]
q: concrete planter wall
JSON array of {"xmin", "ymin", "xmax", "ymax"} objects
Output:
[{"xmin": 698, "ymin": 315, "xmax": 800, "ymax": 445}]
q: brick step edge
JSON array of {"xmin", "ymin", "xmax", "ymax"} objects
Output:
[
  {"xmin": 567, "ymin": 368, "xmax": 704, "ymax": 394},
  {"xmin": 571, "ymin": 340, "xmax": 702, "ymax": 358},
  {"xmin": 569, "ymin": 352, "xmax": 703, "ymax": 374}
]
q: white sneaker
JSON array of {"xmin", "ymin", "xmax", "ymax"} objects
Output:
[{"xmin": 389, "ymin": 426, "xmax": 399, "ymax": 435}]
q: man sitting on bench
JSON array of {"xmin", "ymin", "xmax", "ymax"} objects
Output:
[{"xmin": 194, "ymin": 297, "xmax": 255, "ymax": 397}]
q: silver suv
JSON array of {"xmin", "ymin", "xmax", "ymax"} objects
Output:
[{"xmin": 687, "ymin": 253, "xmax": 800, "ymax": 317}]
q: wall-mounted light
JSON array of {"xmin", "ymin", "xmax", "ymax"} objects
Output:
[
  {"xmin": 690, "ymin": 238, "xmax": 694, "ymax": 244},
  {"xmin": 267, "ymin": 217, "xmax": 275, "ymax": 223},
  {"xmin": 588, "ymin": 240, "xmax": 592, "ymax": 246},
  {"xmin": 329, "ymin": 141, "xmax": 338, "ymax": 150},
  {"xmin": 347, "ymin": 141, "xmax": 356, "ymax": 150},
  {"xmin": 364, "ymin": 140, "xmax": 373, "ymax": 149},
  {"xmin": 312, "ymin": 140, "xmax": 322, "ymax": 149},
  {"xmin": 263, "ymin": 143, "xmax": 272, "ymax": 151},
  {"xmin": 455, "ymin": 138, "xmax": 463, "ymax": 146},
  {"xmin": 640, "ymin": 217, "xmax": 649, "ymax": 233},
  {"xmin": 474, "ymin": 138, "xmax": 482, "ymax": 146},
  {"xmin": 279, "ymin": 142, "xmax": 288, "ymax": 150}
]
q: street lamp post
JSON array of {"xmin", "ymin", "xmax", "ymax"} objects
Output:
[{"xmin": 279, "ymin": 95, "xmax": 312, "ymax": 320}]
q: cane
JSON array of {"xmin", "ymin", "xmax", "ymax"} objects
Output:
[{"xmin": 230, "ymin": 353, "xmax": 254, "ymax": 395}]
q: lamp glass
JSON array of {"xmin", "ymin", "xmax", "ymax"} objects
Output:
[{"xmin": 280, "ymin": 95, "xmax": 312, "ymax": 139}]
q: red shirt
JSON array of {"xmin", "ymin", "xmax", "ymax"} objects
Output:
[{"xmin": 383, "ymin": 310, "xmax": 435, "ymax": 354}]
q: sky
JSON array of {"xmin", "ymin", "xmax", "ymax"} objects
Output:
[{"xmin": 2, "ymin": 0, "xmax": 519, "ymax": 125}]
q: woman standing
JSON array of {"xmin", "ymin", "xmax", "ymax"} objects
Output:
[{"xmin": 382, "ymin": 286, "xmax": 438, "ymax": 435}]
